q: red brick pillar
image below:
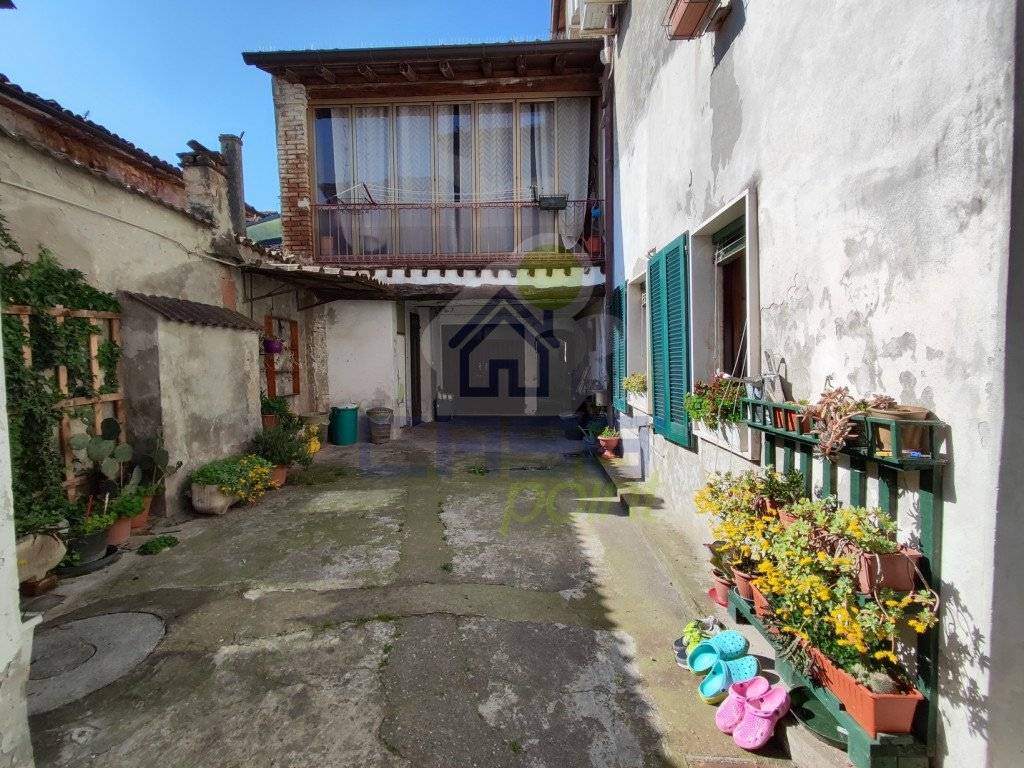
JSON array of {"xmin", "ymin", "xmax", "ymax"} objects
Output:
[{"xmin": 272, "ymin": 76, "xmax": 313, "ymax": 262}]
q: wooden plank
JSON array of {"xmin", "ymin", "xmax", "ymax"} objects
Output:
[
  {"xmin": 821, "ymin": 458, "xmax": 837, "ymax": 497},
  {"xmin": 763, "ymin": 434, "xmax": 776, "ymax": 467},
  {"xmin": 18, "ymin": 314, "xmax": 31, "ymax": 367},
  {"xmin": 849, "ymin": 456, "xmax": 867, "ymax": 507},
  {"xmin": 264, "ymin": 315, "xmax": 277, "ymax": 398},
  {"xmin": 56, "ymin": 393, "xmax": 123, "ymax": 408},
  {"xmin": 305, "ymin": 73, "xmax": 600, "ymax": 100},
  {"xmin": 914, "ymin": 466, "xmax": 943, "ymax": 747},
  {"xmin": 289, "ymin": 319, "xmax": 301, "ymax": 396},
  {"xmin": 2, "ymin": 306, "xmax": 119, "ymax": 320},
  {"xmin": 878, "ymin": 466, "xmax": 897, "ymax": 517},
  {"xmin": 783, "ymin": 441, "xmax": 795, "ymax": 473},
  {"xmin": 111, "ymin": 318, "xmax": 126, "ymax": 438},
  {"xmin": 88, "ymin": 320, "xmax": 102, "ymax": 434}
]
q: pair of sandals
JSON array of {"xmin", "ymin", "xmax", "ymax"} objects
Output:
[
  {"xmin": 715, "ymin": 676, "xmax": 791, "ymax": 751},
  {"xmin": 681, "ymin": 630, "xmax": 760, "ymax": 704}
]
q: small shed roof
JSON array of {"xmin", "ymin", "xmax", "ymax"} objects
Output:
[{"xmin": 121, "ymin": 292, "xmax": 263, "ymax": 332}]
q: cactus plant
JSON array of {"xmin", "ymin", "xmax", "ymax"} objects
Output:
[{"xmin": 69, "ymin": 419, "xmax": 139, "ymax": 496}]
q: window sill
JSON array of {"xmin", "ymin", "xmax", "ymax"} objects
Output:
[
  {"xmin": 694, "ymin": 421, "xmax": 758, "ymax": 461},
  {"xmin": 626, "ymin": 391, "xmax": 650, "ymax": 415}
]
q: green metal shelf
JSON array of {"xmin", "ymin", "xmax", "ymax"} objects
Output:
[
  {"xmin": 729, "ymin": 590, "xmax": 929, "ymax": 768},
  {"xmin": 728, "ymin": 398, "xmax": 945, "ymax": 768}
]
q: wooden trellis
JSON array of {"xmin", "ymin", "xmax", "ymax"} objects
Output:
[{"xmin": 2, "ymin": 304, "xmax": 125, "ymax": 497}]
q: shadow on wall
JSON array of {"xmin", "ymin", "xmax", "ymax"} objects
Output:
[{"xmin": 713, "ymin": 0, "xmax": 746, "ymax": 68}]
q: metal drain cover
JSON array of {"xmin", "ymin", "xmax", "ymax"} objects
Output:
[{"xmin": 28, "ymin": 612, "xmax": 164, "ymax": 714}]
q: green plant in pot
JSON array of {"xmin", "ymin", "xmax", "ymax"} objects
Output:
[
  {"xmin": 134, "ymin": 434, "xmax": 182, "ymax": 530},
  {"xmin": 623, "ymin": 372, "xmax": 647, "ymax": 396},
  {"xmin": 596, "ymin": 426, "xmax": 621, "ymax": 460},
  {"xmin": 250, "ymin": 425, "xmax": 312, "ymax": 488},
  {"xmin": 191, "ymin": 455, "xmax": 273, "ymax": 515},
  {"xmin": 69, "ymin": 417, "xmax": 140, "ymax": 549},
  {"xmin": 683, "ymin": 374, "xmax": 745, "ymax": 430}
]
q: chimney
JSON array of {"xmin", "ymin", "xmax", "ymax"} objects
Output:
[
  {"xmin": 219, "ymin": 134, "xmax": 246, "ymax": 236},
  {"xmin": 177, "ymin": 140, "xmax": 232, "ymax": 233}
]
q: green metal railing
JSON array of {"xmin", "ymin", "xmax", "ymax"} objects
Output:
[{"xmin": 727, "ymin": 398, "xmax": 947, "ymax": 768}]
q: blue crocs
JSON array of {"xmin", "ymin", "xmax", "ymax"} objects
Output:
[
  {"xmin": 698, "ymin": 655, "xmax": 760, "ymax": 704},
  {"xmin": 686, "ymin": 630, "xmax": 750, "ymax": 673}
]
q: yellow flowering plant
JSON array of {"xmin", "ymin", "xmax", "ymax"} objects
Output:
[
  {"xmin": 191, "ymin": 454, "xmax": 274, "ymax": 505},
  {"xmin": 695, "ymin": 471, "xmax": 781, "ymax": 572}
]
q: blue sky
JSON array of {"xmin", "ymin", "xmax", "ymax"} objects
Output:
[{"xmin": 0, "ymin": 0, "xmax": 552, "ymax": 211}]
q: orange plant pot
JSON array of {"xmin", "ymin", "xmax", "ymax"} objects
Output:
[
  {"xmin": 777, "ymin": 507, "xmax": 798, "ymax": 528},
  {"xmin": 270, "ymin": 464, "xmax": 289, "ymax": 488},
  {"xmin": 129, "ymin": 495, "xmax": 154, "ymax": 531},
  {"xmin": 596, "ymin": 436, "xmax": 620, "ymax": 460},
  {"xmin": 807, "ymin": 646, "xmax": 922, "ymax": 737},
  {"xmin": 262, "ymin": 414, "xmax": 279, "ymax": 430},
  {"xmin": 751, "ymin": 583, "xmax": 770, "ymax": 618},
  {"xmin": 732, "ymin": 567, "xmax": 754, "ymax": 600},
  {"xmin": 857, "ymin": 548, "xmax": 922, "ymax": 593},
  {"xmin": 709, "ymin": 571, "xmax": 731, "ymax": 608},
  {"xmin": 106, "ymin": 516, "xmax": 131, "ymax": 548}
]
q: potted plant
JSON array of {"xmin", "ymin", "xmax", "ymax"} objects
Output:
[
  {"xmin": 191, "ymin": 455, "xmax": 274, "ymax": 514},
  {"xmin": 62, "ymin": 501, "xmax": 117, "ymax": 568},
  {"xmin": 623, "ymin": 372, "xmax": 648, "ymax": 411},
  {"xmin": 104, "ymin": 491, "xmax": 145, "ymax": 547},
  {"xmin": 704, "ymin": 540, "xmax": 733, "ymax": 607},
  {"xmin": 133, "ymin": 436, "xmax": 182, "ymax": 530},
  {"xmin": 684, "ymin": 374, "xmax": 745, "ymax": 431},
  {"xmin": 263, "ymin": 334, "xmax": 284, "ymax": 354},
  {"xmin": 260, "ymin": 393, "xmax": 290, "ymax": 430},
  {"xmin": 68, "ymin": 419, "xmax": 141, "ymax": 547},
  {"xmin": 868, "ymin": 402, "xmax": 932, "ymax": 454},
  {"xmin": 694, "ymin": 471, "xmax": 779, "ymax": 600},
  {"xmin": 596, "ymin": 427, "xmax": 621, "ymax": 460},
  {"xmin": 249, "ymin": 425, "xmax": 312, "ymax": 487},
  {"xmin": 805, "ymin": 384, "xmax": 899, "ymax": 459},
  {"xmin": 755, "ymin": 469, "xmax": 805, "ymax": 524}
]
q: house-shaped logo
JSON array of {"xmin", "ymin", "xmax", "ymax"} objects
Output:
[{"xmin": 447, "ymin": 288, "xmax": 559, "ymax": 398}]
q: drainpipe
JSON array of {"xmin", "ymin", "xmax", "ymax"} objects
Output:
[{"xmin": 602, "ymin": 67, "xmax": 615, "ymax": 425}]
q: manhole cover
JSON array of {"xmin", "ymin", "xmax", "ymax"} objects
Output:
[
  {"xmin": 27, "ymin": 612, "xmax": 165, "ymax": 715},
  {"xmin": 30, "ymin": 634, "xmax": 97, "ymax": 679}
]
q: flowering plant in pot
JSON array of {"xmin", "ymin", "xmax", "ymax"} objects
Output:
[
  {"xmin": 694, "ymin": 471, "xmax": 779, "ymax": 599},
  {"xmin": 809, "ymin": 504, "xmax": 923, "ymax": 593},
  {"xmin": 249, "ymin": 425, "xmax": 313, "ymax": 488},
  {"xmin": 596, "ymin": 427, "xmax": 621, "ymax": 460},
  {"xmin": 60, "ymin": 503, "xmax": 118, "ymax": 568},
  {"xmin": 260, "ymin": 393, "xmax": 291, "ymax": 430},
  {"xmin": 754, "ymin": 468, "xmax": 805, "ymax": 524},
  {"xmin": 191, "ymin": 455, "xmax": 273, "ymax": 514},
  {"xmin": 68, "ymin": 418, "xmax": 141, "ymax": 547},
  {"xmin": 704, "ymin": 540, "xmax": 733, "ymax": 607}
]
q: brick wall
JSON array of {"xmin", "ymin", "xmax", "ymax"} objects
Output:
[{"xmin": 272, "ymin": 77, "xmax": 313, "ymax": 262}]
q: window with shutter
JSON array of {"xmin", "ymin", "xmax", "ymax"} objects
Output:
[
  {"xmin": 611, "ymin": 284, "xmax": 626, "ymax": 411},
  {"xmin": 648, "ymin": 235, "xmax": 691, "ymax": 447}
]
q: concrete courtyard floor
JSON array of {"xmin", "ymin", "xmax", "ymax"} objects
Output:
[{"xmin": 25, "ymin": 418, "xmax": 796, "ymax": 768}]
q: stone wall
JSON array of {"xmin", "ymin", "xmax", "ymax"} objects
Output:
[
  {"xmin": 272, "ymin": 77, "xmax": 313, "ymax": 262},
  {"xmin": 610, "ymin": 1, "xmax": 1019, "ymax": 765}
]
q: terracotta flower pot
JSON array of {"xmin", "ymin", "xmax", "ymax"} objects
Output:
[
  {"xmin": 106, "ymin": 516, "xmax": 132, "ymax": 547},
  {"xmin": 869, "ymin": 405, "xmax": 931, "ymax": 454},
  {"xmin": 777, "ymin": 507, "xmax": 798, "ymax": 528},
  {"xmin": 784, "ymin": 408, "xmax": 801, "ymax": 432},
  {"xmin": 709, "ymin": 571, "xmax": 731, "ymax": 607},
  {"xmin": 191, "ymin": 484, "xmax": 238, "ymax": 515},
  {"xmin": 807, "ymin": 645, "xmax": 922, "ymax": 737},
  {"xmin": 751, "ymin": 583, "xmax": 770, "ymax": 618},
  {"xmin": 129, "ymin": 495, "xmax": 154, "ymax": 531},
  {"xmin": 261, "ymin": 414, "xmax": 279, "ymax": 430},
  {"xmin": 270, "ymin": 464, "xmax": 288, "ymax": 488},
  {"xmin": 732, "ymin": 567, "xmax": 754, "ymax": 600},
  {"xmin": 596, "ymin": 436, "xmax": 620, "ymax": 460},
  {"xmin": 857, "ymin": 548, "xmax": 923, "ymax": 593},
  {"xmin": 772, "ymin": 407, "xmax": 787, "ymax": 429}
]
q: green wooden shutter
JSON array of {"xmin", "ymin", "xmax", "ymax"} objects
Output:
[
  {"xmin": 649, "ymin": 235, "xmax": 691, "ymax": 447},
  {"xmin": 611, "ymin": 284, "xmax": 626, "ymax": 411}
]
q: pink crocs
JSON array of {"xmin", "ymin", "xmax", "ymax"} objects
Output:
[
  {"xmin": 715, "ymin": 676, "xmax": 770, "ymax": 734},
  {"xmin": 733, "ymin": 684, "xmax": 791, "ymax": 751}
]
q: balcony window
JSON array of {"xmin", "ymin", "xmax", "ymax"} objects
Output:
[{"xmin": 312, "ymin": 97, "xmax": 594, "ymax": 261}]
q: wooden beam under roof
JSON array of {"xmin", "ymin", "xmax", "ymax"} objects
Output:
[
  {"xmin": 357, "ymin": 63, "xmax": 378, "ymax": 81},
  {"xmin": 305, "ymin": 73, "xmax": 600, "ymax": 100},
  {"xmin": 399, "ymin": 62, "xmax": 417, "ymax": 81}
]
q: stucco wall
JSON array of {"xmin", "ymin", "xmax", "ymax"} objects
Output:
[
  {"xmin": 0, "ymin": 317, "xmax": 35, "ymax": 767},
  {"xmin": 156, "ymin": 320, "xmax": 262, "ymax": 517},
  {"xmin": 611, "ymin": 1, "xmax": 1018, "ymax": 765},
  {"xmin": 324, "ymin": 301, "xmax": 405, "ymax": 439},
  {"xmin": 0, "ymin": 133, "xmax": 239, "ymax": 304}
]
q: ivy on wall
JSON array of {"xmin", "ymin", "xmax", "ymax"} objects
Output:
[{"xmin": 0, "ymin": 204, "xmax": 123, "ymax": 536}]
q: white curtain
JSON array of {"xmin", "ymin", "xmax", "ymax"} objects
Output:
[
  {"xmin": 313, "ymin": 108, "xmax": 354, "ymax": 256},
  {"xmin": 556, "ymin": 97, "xmax": 591, "ymax": 251},
  {"xmin": 519, "ymin": 102, "xmax": 556, "ymax": 251},
  {"xmin": 396, "ymin": 105, "xmax": 433, "ymax": 255},
  {"xmin": 354, "ymin": 106, "xmax": 392, "ymax": 255},
  {"xmin": 477, "ymin": 102, "xmax": 515, "ymax": 253},
  {"xmin": 436, "ymin": 104, "xmax": 474, "ymax": 255}
]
